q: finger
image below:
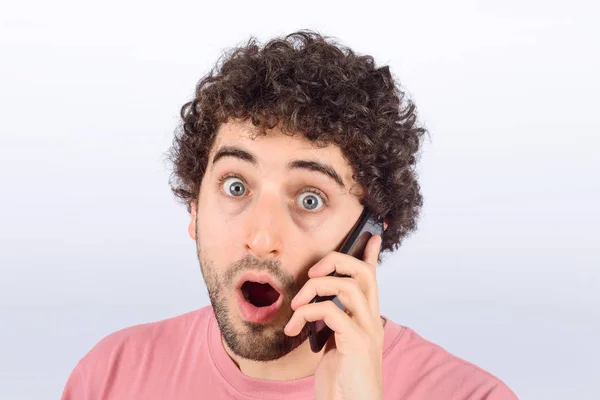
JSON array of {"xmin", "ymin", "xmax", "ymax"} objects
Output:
[
  {"xmin": 357, "ymin": 234, "xmax": 383, "ymax": 315},
  {"xmin": 284, "ymin": 300, "xmax": 359, "ymax": 339},
  {"xmin": 308, "ymin": 253, "xmax": 373, "ymax": 287},
  {"xmin": 363, "ymin": 234, "xmax": 383, "ymax": 267},
  {"xmin": 291, "ymin": 276, "xmax": 373, "ymax": 331},
  {"xmin": 308, "ymin": 234, "xmax": 382, "ymax": 279},
  {"xmin": 308, "ymin": 247, "xmax": 381, "ymax": 316}
]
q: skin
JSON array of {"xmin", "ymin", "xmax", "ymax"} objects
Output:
[{"xmin": 188, "ymin": 119, "xmax": 388, "ymax": 399}]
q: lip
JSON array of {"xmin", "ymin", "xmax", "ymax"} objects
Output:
[
  {"xmin": 235, "ymin": 271, "xmax": 285, "ymax": 324},
  {"xmin": 236, "ymin": 289, "xmax": 284, "ymax": 323}
]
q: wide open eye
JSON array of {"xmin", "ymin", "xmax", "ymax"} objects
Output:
[
  {"xmin": 222, "ymin": 177, "xmax": 246, "ymax": 197},
  {"xmin": 296, "ymin": 192, "xmax": 324, "ymax": 211}
]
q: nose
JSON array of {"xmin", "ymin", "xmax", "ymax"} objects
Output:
[{"xmin": 244, "ymin": 190, "xmax": 286, "ymax": 259}]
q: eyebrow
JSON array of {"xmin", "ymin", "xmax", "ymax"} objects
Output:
[{"xmin": 211, "ymin": 145, "xmax": 346, "ymax": 188}]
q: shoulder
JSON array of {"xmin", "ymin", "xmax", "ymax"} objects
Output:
[
  {"xmin": 61, "ymin": 306, "xmax": 213, "ymax": 399},
  {"xmin": 381, "ymin": 320, "xmax": 518, "ymax": 400},
  {"xmin": 84, "ymin": 306, "xmax": 210, "ymax": 362}
]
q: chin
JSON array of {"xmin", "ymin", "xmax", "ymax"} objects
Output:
[{"xmin": 215, "ymin": 298, "xmax": 310, "ymax": 361}]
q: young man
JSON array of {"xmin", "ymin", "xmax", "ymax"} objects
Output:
[{"xmin": 62, "ymin": 31, "xmax": 517, "ymax": 399}]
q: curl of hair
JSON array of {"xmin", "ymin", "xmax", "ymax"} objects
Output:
[{"xmin": 168, "ymin": 30, "xmax": 426, "ymax": 254}]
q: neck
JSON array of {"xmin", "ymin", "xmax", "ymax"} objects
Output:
[{"xmin": 222, "ymin": 317, "xmax": 386, "ymax": 381}]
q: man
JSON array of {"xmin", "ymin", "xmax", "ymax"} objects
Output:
[{"xmin": 62, "ymin": 31, "xmax": 517, "ymax": 399}]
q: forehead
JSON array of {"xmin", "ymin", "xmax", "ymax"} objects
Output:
[{"xmin": 210, "ymin": 121, "xmax": 356, "ymax": 182}]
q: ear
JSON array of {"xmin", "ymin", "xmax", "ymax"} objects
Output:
[
  {"xmin": 188, "ymin": 201, "xmax": 197, "ymax": 240},
  {"xmin": 383, "ymin": 219, "xmax": 389, "ymax": 231}
]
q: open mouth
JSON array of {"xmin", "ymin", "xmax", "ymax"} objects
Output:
[
  {"xmin": 240, "ymin": 281, "xmax": 281, "ymax": 307},
  {"xmin": 235, "ymin": 272, "xmax": 285, "ymax": 323}
]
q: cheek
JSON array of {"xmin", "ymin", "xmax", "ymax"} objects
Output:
[
  {"xmin": 214, "ymin": 194, "xmax": 249, "ymax": 218},
  {"xmin": 197, "ymin": 207, "xmax": 243, "ymax": 252},
  {"xmin": 198, "ymin": 212, "xmax": 238, "ymax": 244},
  {"xmin": 294, "ymin": 217, "xmax": 357, "ymax": 268}
]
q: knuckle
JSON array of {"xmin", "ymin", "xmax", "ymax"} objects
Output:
[
  {"xmin": 364, "ymin": 264, "xmax": 377, "ymax": 279},
  {"xmin": 345, "ymin": 278, "xmax": 362, "ymax": 294},
  {"xmin": 337, "ymin": 291, "xmax": 352, "ymax": 307},
  {"xmin": 325, "ymin": 251, "xmax": 337, "ymax": 263},
  {"xmin": 325, "ymin": 300, "xmax": 342, "ymax": 315}
]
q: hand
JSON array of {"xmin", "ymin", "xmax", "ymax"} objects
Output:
[{"xmin": 284, "ymin": 234, "xmax": 384, "ymax": 400}]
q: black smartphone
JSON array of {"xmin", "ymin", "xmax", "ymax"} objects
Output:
[{"xmin": 307, "ymin": 208, "xmax": 384, "ymax": 353}]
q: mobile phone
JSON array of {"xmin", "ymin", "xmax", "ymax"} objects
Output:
[{"xmin": 307, "ymin": 208, "xmax": 384, "ymax": 353}]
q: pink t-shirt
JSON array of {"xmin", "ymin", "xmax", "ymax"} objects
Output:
[{"xmin": 61, "ymin": 306, "xmax": 517, "ymax": 399}]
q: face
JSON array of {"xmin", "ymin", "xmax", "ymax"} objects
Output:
[{"xmin": 189, "ymin": 120, "xmax": 365, "ymax": 361}]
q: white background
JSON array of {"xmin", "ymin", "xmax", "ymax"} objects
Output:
[{"xmin": 1, "ymin": 1, "xmax": 598, "ymax": 399}]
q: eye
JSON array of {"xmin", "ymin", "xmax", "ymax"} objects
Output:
[
  {"xmin": 222, "ymin": 177, "xmax": 246, "ymax": 197},
  {"xmin": 296, "ymin": 191, "xmax": 325, "ymax": 211}
]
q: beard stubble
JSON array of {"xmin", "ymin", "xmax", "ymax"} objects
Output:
[{"xmin": 196, "ymin": 239, "xmax": 311, "ymax": 361}]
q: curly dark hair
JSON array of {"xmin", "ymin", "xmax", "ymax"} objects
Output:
[{"xmin": 168, "ymin": 30, "xmax": 426, "ymax": 255}]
